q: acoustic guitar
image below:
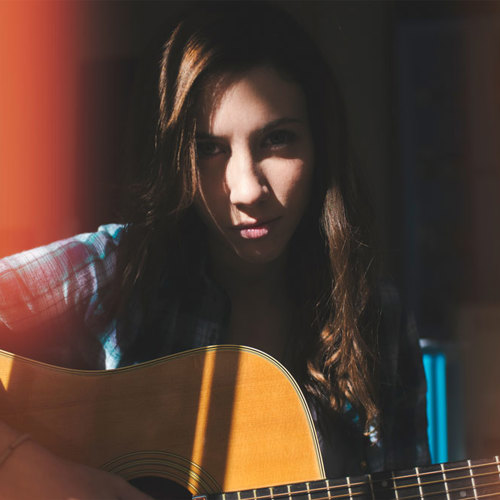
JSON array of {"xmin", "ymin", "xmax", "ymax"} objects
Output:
[{"xmin": 0, "ymin": 345, "xmax": 499, "ymax": 499}]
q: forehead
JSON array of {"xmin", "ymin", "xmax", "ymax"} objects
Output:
[{"xmin": 195, "ymin": 65, "xmax": 308, "ymax": 133}]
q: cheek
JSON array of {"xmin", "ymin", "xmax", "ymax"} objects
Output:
[
  {"xmin": 194, "ymin": 172, "xmax": 229, "ymax": 227},
  {"xmin": 271, "ymin": 160, "xmax": 313, "ymax": 209}
]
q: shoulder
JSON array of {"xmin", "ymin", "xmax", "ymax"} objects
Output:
[
  {"xmin": 375, "ymin": 280, "xmax": 423, "ymax": 393},
  {"xmin": 0, "ymin": 224, "xmax": 125, "ymax": 330},
  {"xmin": 373, "ymin": 281, "xmax": 431, "ymax": 469},
  {"xmin": 376, "ymin": 280, "xmax": 418, "ymax": 350}
]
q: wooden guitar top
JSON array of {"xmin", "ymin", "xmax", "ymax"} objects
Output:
[{"xmin": 0, "ymin": 345, "xmax": 324, "ymax": 494}]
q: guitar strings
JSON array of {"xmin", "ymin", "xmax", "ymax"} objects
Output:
[
  {"xmin": 301, "ymin": 481, "xmax": 500, "ymax": 500},
  {"xmin": 461, "ymin": 493, "xmax": 500, "ymax": 500},
  {"xmin": 389, "ymin": 470, "xmax": 500, "ymax": 492},
  {"xmin": 391, "ymin": 460, "xmax": 500, "ymax": 482},
  {"xmin": 229, "ymin": 461, "xmax": 500, "ymax": 500},
  {"xmin": 383, "ymin": 480, "xmax": 500, "ymax": 500},
  {"xmin": 233, "ymin": 478, "xmax": 500, "ymax": 500}
]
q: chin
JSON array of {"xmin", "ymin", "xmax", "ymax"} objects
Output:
[{"xmin": 232, "ymin": 241, "xmax": 289, "ymax": 266}]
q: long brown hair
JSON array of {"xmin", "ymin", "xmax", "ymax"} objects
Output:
[{"xmin": 116, "ymin": 2, "xmax": 381, "ymax": 434}]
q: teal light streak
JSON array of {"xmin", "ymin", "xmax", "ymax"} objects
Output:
[{"xmin": 422, "ymin": 347, "xmax": 448, "ymax": 463}]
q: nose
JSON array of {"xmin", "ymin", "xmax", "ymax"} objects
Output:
[{"xmin": 226, "ymin": 148, "xmax": 268, "ymax": 207}]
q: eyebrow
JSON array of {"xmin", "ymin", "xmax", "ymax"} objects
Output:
[{"xmin": 195, "ymin": 117, "xmax": 304, "ymax": 140}]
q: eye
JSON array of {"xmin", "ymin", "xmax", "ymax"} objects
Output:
[
  {"xmin": 262, "ymin": 129, "xmax": 296, "ymax": 149},
  {"xmin": 196, "ymin": 140, "xmax": 225, "ymax": 158}
]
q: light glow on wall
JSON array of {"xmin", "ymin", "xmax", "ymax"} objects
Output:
[{"xmin": 0, "ymin": 2, "xmax": 85, "ymax": 257}]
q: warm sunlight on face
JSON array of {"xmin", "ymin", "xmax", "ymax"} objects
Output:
[{"xmin": 194, "ymin": 66, "xmax": 314, "ymax": 266}]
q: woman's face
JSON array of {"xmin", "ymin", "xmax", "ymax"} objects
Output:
[{"xmin": 194, "ymin": 65, "xmax": 314, "ymax": 266}]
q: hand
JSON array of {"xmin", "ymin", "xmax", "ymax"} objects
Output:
[{"xmin": 0, "ymin": 438, "xmax": 153, "ymax": 500}]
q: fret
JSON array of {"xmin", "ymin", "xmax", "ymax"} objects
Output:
[
  {"xmin": 465, "ymin": 458, "xmax": 500, "ymax": 498},
  {"xmin": 238, "ymin": 488, "xmax": 254, "ymax": 500},
  {"xmin": 468, "ymin": 460, "xmax": 478, "ymax": 499},
  {"xmin": 367, "ymin": 473, "xmax": 375, "ymax": 500},
  {"xmin": 441, "ymin": 462, "xmax": 451, "ymax": 500},
  {"xmin": 270, "ymin": 483, "xmax": 289, "ymax": 500},
  {"xmin": 346, "ymin": 476, "xmax": 353, "ymax": 500},
  {"xmin": 289, "ymin": 481, "xmax": 309, "ymax": 500},
  {"xmin": 391, "ymin": 471, "xmax": 399, "ymax": 500},
  {"xmin": 387, "ymin": 467, "xmax": 422, "ymax": 499},
  {"xmin": 309, "ymin": 477, "xmax": 368, "ymax": 500},
  {"xmin": 417, "ymin": 464, "xmax": 449, "ymax": 497},
  {"xmin": 440, "ymin": 461, "xmax": 475, "ymax": 500},
  {"xmin": 325, "ymin": 479, "xmax": 331, "ymax": 500},
  {"xmin": 307, "ymin": 481, "xmax": 324, "ymax": 500},
  {"xmin": 416, "ymin": 466, "xmax": 424, "ymax": 499},
  {"xmin": 335, "ymin": 475, "xmax": 371, "ymax": 500},
  {"xmin": 212, "ymin": 492, "xmax": 233, "ymax": 500},
  {"xmin": 208, "ymin": 458, "xmax": 500, "ymax": 500},
  {"xmin": 238, "ymin": 489, "xmax": 254, "ymax": 500},
  {"xmin": 214, "ymin": 492, "xmax": 233, "ymax": 500},
  {"xmin": 308, "ymin": 477, "xmax": 363, "ymax": 500}
]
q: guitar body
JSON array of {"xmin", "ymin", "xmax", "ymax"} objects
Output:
[
  {"xmin": 3, "ymin": 344, "xmax": 500, "ymax": 499},
  {"xmin": 0, "ymin": 345, "xmax": 324, "ymax": 495}
]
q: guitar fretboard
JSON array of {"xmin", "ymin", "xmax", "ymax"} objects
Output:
[{"xmin": 197, "ymin": 456, "xmax": 500, "ymax": 500}]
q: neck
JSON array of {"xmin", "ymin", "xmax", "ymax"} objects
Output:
[
  {"xmin": 202, "ymin": 456, "xmax": 500, "ymax": 500},
  {"xmin": 207, "ymin": 238, "xmax": 289, "ymax": 299}
]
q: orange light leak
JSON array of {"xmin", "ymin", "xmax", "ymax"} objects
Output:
[{"xmin": 0, "ymin": 2, "xmax": 84, "ymax": 257}]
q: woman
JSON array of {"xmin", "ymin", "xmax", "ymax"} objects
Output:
[{"xmin": 0, "ymin": 3, "xmax": 429, "ymax": 498}]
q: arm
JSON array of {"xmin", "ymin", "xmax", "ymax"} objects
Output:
[
  {"xmin": 0, "ymin": 224, "xmax": 123, "ymax": 368},
  {"xmin": 0, "ymin": 225, "xmax": 152, "ymax": 498},
  {"xmin": 376, "ymin": 283, "xmax": 431, "ymax": 471},
  {"xmin": 0, "ymin": 420, "xmax": 151, "ymax": 500}
]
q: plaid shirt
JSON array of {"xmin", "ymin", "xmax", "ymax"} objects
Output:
[{"xmin": 0, "ymin": 223, "xmax": 430, "ymax": 476}]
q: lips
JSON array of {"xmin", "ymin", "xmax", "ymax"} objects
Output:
[{"xmin": 232, "ymin": 217, "xmax": 280, "ymax": 239}]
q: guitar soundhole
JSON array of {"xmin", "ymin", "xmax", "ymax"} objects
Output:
[{"xmin": 129, "ymin": 477, "xmax": 192, "ymax": 500}]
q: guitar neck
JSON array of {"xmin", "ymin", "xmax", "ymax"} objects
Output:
[{"xmin": 199, "ymin": 457, "xmax": 500, "ymax": 500}]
